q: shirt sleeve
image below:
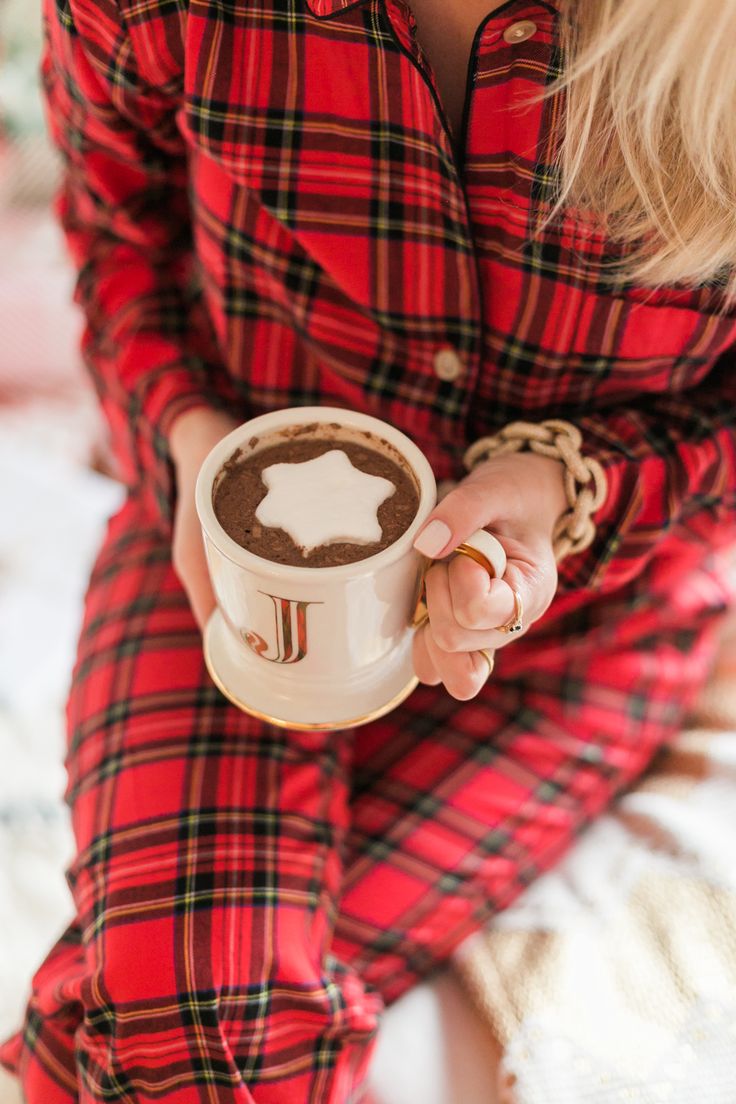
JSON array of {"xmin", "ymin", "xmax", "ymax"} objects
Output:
[
  {"xmin": 556, "ymin": 342, "xmax": 736, "ymax": 595},
  {"xmin": 41, "ymin": 0, "xmax": 240, "ymax": 526}
]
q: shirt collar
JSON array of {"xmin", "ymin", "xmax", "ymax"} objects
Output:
[
  {"xmin": 305, "ymin": 0, "xmax": 560, "ymax": 16},
  {"xmin": 304, "ymin": 0, "xmax": 369, "ymax": 15}
]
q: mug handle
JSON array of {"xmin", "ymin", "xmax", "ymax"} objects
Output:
[{"xmin": 411, "ymin": 529, "xmax": 507, "ymax": 628}]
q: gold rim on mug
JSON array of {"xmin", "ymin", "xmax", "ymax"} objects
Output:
[{"xmin": 203, "ymin": 627, "xmax": 420, "ymax": 731}]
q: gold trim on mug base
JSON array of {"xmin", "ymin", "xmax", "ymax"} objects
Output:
[{"xmin": 203, "ymin": 620, "xmax": 419, "ymax": 731}]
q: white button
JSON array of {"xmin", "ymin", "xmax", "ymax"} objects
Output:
[
  {"xmin": 433, "ymin": 347, "xmax": 463, "ymax": 381},
  {"xmin": 503, "ymin": 20, "xmax": 537, "ymax": 44}
]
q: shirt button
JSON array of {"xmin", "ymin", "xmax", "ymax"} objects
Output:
[
  {"xmin": 503, "ymin": 20, "xmax": 537, "ymax": 44},
  {"xmin": 433, "ymin": 347, "xmax": 463, "ymax": 382}
]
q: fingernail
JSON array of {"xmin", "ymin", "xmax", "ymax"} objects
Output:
[{"xmin": 413, "ymin": 519, "xmax": 452, "ymax": 558}]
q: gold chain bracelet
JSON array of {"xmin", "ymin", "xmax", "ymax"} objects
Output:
[{"xmin": 463, "ymin": 419, "xmax": 609, "ymax": 563}]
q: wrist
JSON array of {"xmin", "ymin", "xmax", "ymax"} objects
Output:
[
  {"xmin": 523, "ymin": 452, "xmax": 568, "ymax": 528},
  {"xmin": 464, "ymin": 419, "xmax": 608, "ymax": 563},
  {"xmin": 468, "ymin": 451, "xmax": 568, "ymax": 534}
]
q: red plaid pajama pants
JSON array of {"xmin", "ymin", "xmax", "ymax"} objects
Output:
[{"xmin": 0, "ymin": 495, "xmax": 729, "ymax": 1102}]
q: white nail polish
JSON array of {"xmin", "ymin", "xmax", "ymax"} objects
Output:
[{"xmin": 413, "ymin": 519, "xmax": 452, "ymax": 558}]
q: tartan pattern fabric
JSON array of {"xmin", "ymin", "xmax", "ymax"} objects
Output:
[
  {"xmin": 2, "ymin": 0, "xmax": 736, "ymax": 1099},
  {"xmin": 38, "ymin": 0, "xmax": 736, "ymax": 588},
  {"xmin": 0, "ymin": 499, "xmax": 731, "ymax": 1103}
]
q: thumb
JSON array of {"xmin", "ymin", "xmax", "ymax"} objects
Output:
[
  {"xmin": 413, "ymin": 480, "xmax": 494, "ymax": 560},
  {"xmin": 184, "ymin": 554, "xmax": 217, "ymax": 632}
]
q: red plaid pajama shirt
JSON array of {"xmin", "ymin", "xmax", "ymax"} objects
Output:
[{"xmin": 3, "ymin": 0, "xmax": 736, "ymax": 1100}]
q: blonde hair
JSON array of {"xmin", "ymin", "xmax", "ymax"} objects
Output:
[{"xmin": 534, "ymin": 0, "xmax": 736, "ymax": 306}]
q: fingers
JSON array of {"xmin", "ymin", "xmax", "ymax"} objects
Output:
[
  {"xmin": 446, "ymin": 556, "xmax": 518, "ymax": 632},
  {"xmin": 413, "ymin": 479, "xmax": 493, "ymax": 559},
  {"xmin": 410, "ymin": 453, "xmax": 562, "ymax": 701},
  {"xmin": 413, "ymin": 622, "xmax": 491, "ymax": 700},
  {"xmin": 413, "ymin": 548, "xmax": 557, "ymax": 699},
  {"xmin": 171, "ymin": 409, "xmax": 240, "ymax": 631},
  {"xmin": 172, "ymin": 494, "xmax": 216, "ymax": 633},
  {"xmin": 182, "ymin": 558, "xmax": 217, "ymax": 632},
  {"xmin": 421, "ymin": 558, "xmax": 529, "ymax": 653},
  {"xmin": 412, "ymin": 623, "xmax": 442, "ymax": 686}
]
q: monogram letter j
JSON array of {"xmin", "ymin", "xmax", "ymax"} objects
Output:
[{"xmin": 242, "ymin": 593, "xmax": 320, "ymax": 664}]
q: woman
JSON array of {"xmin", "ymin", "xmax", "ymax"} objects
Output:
[{"xmin": 2, "ymin": 0, "xmax": 735, "ymax": 1100}]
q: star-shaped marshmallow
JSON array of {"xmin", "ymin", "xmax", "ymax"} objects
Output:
[{"xmin": 255, "ymin": 449, "xmax": 396, "ymax": 555}]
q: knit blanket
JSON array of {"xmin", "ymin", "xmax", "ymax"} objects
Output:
[{"xmin": 453, "ymin": 616, "xmax": 736, "ymax": 1104}]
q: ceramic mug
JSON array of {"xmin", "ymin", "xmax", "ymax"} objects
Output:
[{"xmin": 195, "ymin": 406, "xmax": 505, "ymax": 730}]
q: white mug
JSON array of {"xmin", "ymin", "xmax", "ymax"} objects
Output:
[{"xmin": 195, "ymin": 406, "xmax": 505, "ymax": 730}]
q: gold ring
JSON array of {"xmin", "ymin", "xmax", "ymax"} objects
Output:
[
  {"xmin": 454, "ymin": 543, "xmax": 497, "ymax": 578},
  {"xmin": 494, "ymin": 588, "xmax": 524, "ymax": 635},
  {"xmin": 477, "ymin": 648, "xmax": 495, "ymax": 677},
  {"xmin": 455, "ymin": 531, "xmax": 507, "ymax": 579}
]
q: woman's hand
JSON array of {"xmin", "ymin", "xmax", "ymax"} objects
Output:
[
  {"xmin": 412, "ymin": 452, "xmax": 568, "ymax": 700},
  {"xmin": 170, "ymin": 406, "xmax": 240, "ymax": 631}
]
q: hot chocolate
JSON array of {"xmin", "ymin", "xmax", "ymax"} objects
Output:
[{"xmin": 212, "ymin": 422, "xmax": 420, "ymax": 567}]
